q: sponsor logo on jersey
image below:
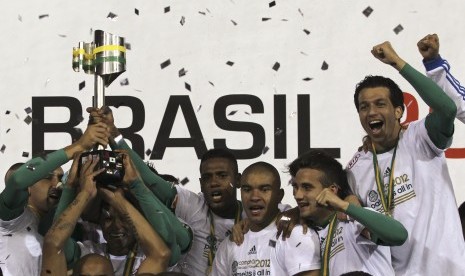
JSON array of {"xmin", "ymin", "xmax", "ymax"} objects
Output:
[
  {"xmin": 248, "ymin": 245, "xmax": 257, "ymax": 255},
  {"xmin": 368, "ymin": 190, "xmax": 378, "ymax": 202},
  {"xmin": 346, "ymin": 153, "xmax": 361, "ymax": 169}
]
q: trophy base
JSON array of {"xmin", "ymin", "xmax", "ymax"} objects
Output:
[{"xmin": 79, "ymin": 150, "xmax": 124, "ymax": 185}]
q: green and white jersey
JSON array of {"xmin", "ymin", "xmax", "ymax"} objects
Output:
[
  {"xmin": 211, "ymin": 221, "xmax": 320, "ymax": 276},
  {"xmin": 346, "ymin": 118, "xmax": 465, "ymax": 276}
]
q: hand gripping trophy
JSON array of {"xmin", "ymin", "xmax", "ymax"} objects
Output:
[{"xmin": 72, "ymin": 30, "xmax": 126, "ymax": 185}]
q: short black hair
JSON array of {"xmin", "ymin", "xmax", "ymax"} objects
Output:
[
  {"xmin": 200, "ymin": 148, "xmax": 238, "ymax": 174},
  {"xmin": 354, "ymin": 75, "xmax": 404, "ymax": 114},
  {"xmin": 242, "ymin": 161, "xmax": 281, "ymax": 189},
  {"xmin": 288, "ymin": 149, "xmax": 351, "ymax": 199}
]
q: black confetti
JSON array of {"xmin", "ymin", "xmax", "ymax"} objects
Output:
[
  {"xmin": 269, "ymin": 239, "xmax": 276, "ymax": 248},
  {"xmin": 145, "ymin": 149, "xmax": 152, "ymax": 156},
  {"xmin": 226, "ymin": 61, "xmax": 234, "ymax": 66},
  {"xmin": 206, "ymin": 8, "xmax": 211, "ymax": 13},
  {"xmin": 262, "ymin": 146, "xmax": 270, "ymax": 154},
  {"xmin": 179, "ymin": 68, "xmax": 187, "ymax": 77},
  {"xmin": 208, "ymin": 81, "xmax": 215, "ymax": 86},
  {"xmin": 18, "ymin": 15, "xmax": 22, "ymax": 22},
  {"xmin": 27, "ymin": 226, "xmax": 31, "ymax": 232},
  {"xmin": 0, "ymin": 145, "xmax": 5, "ymax": 153},
  {"xmin": 393, "ymin": 24, "xmax": 403, "ymax": 35},
  {"xmin": 275, "ymin": 128, "xmax": 283, "ymax": 135},
  {"xmin": 197, "ymin": 105, "xmax": 202, "ymax": 112},
  {"xmin": 244, "ymin": 111, "xmax": 251, "ymax": 115},
  {"xmin": 321, "ymin": 61, "xmax": 329, "ymax": 70},
  {"xmin": 24, "ymin": 115, "xmax": 32, "ymax": 125},
  {"xmin": 125, "ymin": 43, "xmax": 131, "ymax": 50},
  {"xmin": 135, "ymin": 8, "xmax": 139, "ymax": 15},
  {"xmin": 22, "ymin": 152, "xmax": 29, "ymax": 158},
  {"xmin": 107, "ymin": 12, "xmax": 118, "ymax": 20},
  {"xmin": 25, "ymin": 107, "xmax": 32, "ymax": 114},
  {"xmin": 228, "ymin": 110, "xmax": 238, "ymax": 116},
  {"xmin": 296, "ymin": 242, "xmax": 301, "ymax": 247},
  {"xmin": 58, "ymin": 34, "xmax": 67, "ymax": 38},
  {"xmin": 185, "ymin": 82, "xmax": 191, "ymax": 91},
  {"xmin": 160, "ymin": 59, "xmax": 171, "ymax": 69},
  {"xmin": 6, "ymin": 128, "xmax": 10, "ymax": 133},
  {"xmin": 180, "ymin": 177, "xmax": 189, "ymax": 185},
  {"xmin": 272, "ymin": 62, "xmax": 280, "ymax": 71},
  {"xmin": 180, "ymin": 16, "xmax": 186, "ymax": 25},
  {"xmin": 38, "ymin": 14, "xmax": 49, "ymax": 19},
  {"xmin": 199, "ymin": 11, "xmax": 206, "ymax": 15},
  {"xmin": 231, "ymin": 20, "xmax": 237, "ymax": 26},
  {"xmin": 303, "ymin": 29, "xmax": 310, "ymax": 35},
  {"xmin": 298, "ymin": 8, "xmax": 304, "ymax": 16},
  {"xmin": 281, "ymin": 19, "xmax": 288, "ymax": 21},
  {"xmin": 120, "ymin": 78, "xmax": 129, "ymax": 86},
  {"xmin": 303, "ymin": 77, "xmax": 313, "ymax": 81},
  {"xmin": 15, "ymin": 114, "xmax": 19, "ymax": 119},
  {"xmin": 79, "ymin": 81, "xmax": 85, "ymax": 91},
  {"xmin": 269, "ymin": 1, "xmax": 276, "ymax": 8},
  {"xmin": 164, "ymin": 6, "xmax": 170, "ymax": 13},
  {"xmin": 5, "ymin": 110, "xmax": 10, "ymax": 115},
  {"xmin": 363, "ymin": 6, "xmax": 373, "ymax": 17},
  {"xmin": 262, "ymin": 17, "xmax": 271, "ymax": 21},
  {"xmin": 300, "ymin": 51, "xmax": 308, "ymax": 56}
]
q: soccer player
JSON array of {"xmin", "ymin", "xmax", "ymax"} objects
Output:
[
  {"xmin": 346, "ymin": 41, "xmax": 465, "ymax": 275},
  {"xmin": 212, "ymin": 162, "xmax": 321, "ymax": 276},
  {"xmin": 289, "ymin": 149, "xmax": 407, "ymax": 276}
]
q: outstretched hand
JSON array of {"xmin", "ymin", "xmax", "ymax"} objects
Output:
[
  {"xmin": 87, "ymin": 106, "xmax": 120, "ymax": 138},
  {"xmin": 417, "ymin": 33, "xmax": 440, "ymax": 61},
  {"xmin": 371, "ymin": 41, "xmax": 406, "ymax": 71},
  {"xmin": 78, "ymin": 156, "xmax": 104, "ymax": 199}
]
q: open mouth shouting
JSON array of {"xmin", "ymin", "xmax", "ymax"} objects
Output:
[
  {"xmin": 368, "ymin": 119, "xmax": 384, "ymax": 135},
  {"xmin": 248, "ymin": 204, "xmax": 265, "ymax": 216},
  {"xmin": 48, "ymin": 187, "xmax": 62, "ymax": 200}
]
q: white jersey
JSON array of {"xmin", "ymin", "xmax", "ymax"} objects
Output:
[
  {"xmin": 78, "ymin": 241, "xmax": 145, "ymax": 276},
  {"xmin": 318, "ymin": 210, "xmax": 394, "ymax": 276},
  {"xmin": 346, "ymin": 119, "xmax": 465, "ymax": 276},
  {"xmin": 211, "ymin": 221, "xmax": 320, "ymax": 276},
  {"xmin": 0, "ymin": 208, "xmax": 42, "ymax": 276},
  {"xmin": 424, "ymin": 56, "xmax": 465, "ymax": 123}
]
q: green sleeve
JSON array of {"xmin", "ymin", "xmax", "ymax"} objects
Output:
[
  {"xmin": 129, "ymin": 178, "xmax": 191, "ymax": 266},
  {"xmin": 54, "ymin": 186, "xmax": 77, "ymax": 221},
  {"xmin": 0, "ymin": 149, "xmax": 68, "ymax": 220},
  {"xmin": 345, "ymin": 203, "xmax": 408, "ymax": 246},
  {"xmin": 400, "ymin": 64, "xmax": 457, "ymax": 149},
  {"xmin": 116, "ymin": 139, "xmax": 177, "ymax": 208},
  {"xmin": 63, "ymin": 238, "xmax": 81, "ymax": 268}
]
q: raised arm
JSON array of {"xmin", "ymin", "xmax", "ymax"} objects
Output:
[
  {"xmin": 0, "ymin": 122, "xmax": 109, "ymax": 221},
  {"xmin": 100, "ymin": 187, "xmax": 171, "ymax": 274},
  {"xmin": 418, "ymin": 33, "xmax": 465, "ymax": 124},
  {"xmin": 316, "ymin": 188, "xmax": 408, "ymax": 245},
  {"xmin": 372, "ymin": 41, "xmax": 457, "ymax": 149},
  {"xmin": 41, "ymin": 157, "xmax": 102, "ymax": 275}
]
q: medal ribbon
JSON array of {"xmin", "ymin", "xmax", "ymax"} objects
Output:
[
  {"xmin": 321, "ymin": 214, "xmax": 338, "ymax": 276},
  {"xmin": 206, "ymin": 200, "xmax": 242, "ymax": 275},
  {"xmin": 371, "ymin": 140, "xmax": 399, "ymax": 216},
  {"xmin": 105, "ymin": 243, "xmax": 138, "ymax": 276}
]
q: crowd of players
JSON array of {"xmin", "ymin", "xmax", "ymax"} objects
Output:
[{"xmin": 1, "ymin": 34, "xmax": 465, "ymax": 276}]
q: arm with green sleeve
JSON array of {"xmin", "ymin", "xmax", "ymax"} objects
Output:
[
  {"xmin": 116, "ymin": 139, "xmax": 177, "ymax": 207},
  {"xmin": 345, "ymin": 203, "xmax": 408, "ymax": 246},
  {"xmin": 0, "ymin": 149, "xmax": 68, "ymax": 221},
  {"xmin": 399, "ymin": 63, "xmax": 457, "ymax": 149},
  {"xmin": 129, "ymin": 178, "xmax": 191, "ymax": 266}
]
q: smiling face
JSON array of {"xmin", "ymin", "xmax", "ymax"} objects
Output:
[
  {"xmin": 357, "ymin": 87, "xmax": 403, "ymax": 150},
  {"xmin": 99, "ymin": 205, "xmax": 136, "ymax": 256},
  {"xmin": 240, "ymin": 164, "xmax": 283, "ymax": 232},
  {"xmin": 28, "ymin": 167, "xmax": 64, "ymax": 214},
  {"xmin": 200, "ymin": 157, "xmax": 239, "ymax": 218},
  {"xmin": 292, "ymin": 168, "xmax": 332, "ymax": 222}
]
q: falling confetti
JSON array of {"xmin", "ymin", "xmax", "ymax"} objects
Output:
[
  {"xmin": 229, "ymin": 182, "xmax": 234, "ymax": 188},
  {"xmin": 58, "ymin": 34, "xmax": 67, "ymax": 38},
  {"xmin": 24, "ymin": 116, "xmax": 32, "ymax": 125},
  {"xmin": 208, "ymin": 81, "xmax": 215, "ymax": 86},
  {"xmin": 197, "ymin": 105, "xmax": 202, "ymax": 112},
  {"xmin": 269, "ymin": 240, "xmax": 276, "ymax": 248},
  {"xmin": 303, "ymin": 29, "xmax": 310, "ymax": 35},
  {"xmin": 145, "ymin": 149, "xmax": 152, "ymax": 156},
  {"xmin": 0, "ymin": 145, "xmax": 5, "ymax": 153},
  {"xmin": 24, "ymin": 107, "xmax": 32, "ymax": 114},
  {"xmin": 79, "ymin": 81, "xmax": 85, "ymax": 91},
  {"xmin": 120, "ymin": 78, "xmax": 129, "ymax": 86},
  {"xmin": 296, "ymin": 242, "xmax": 301, "ymax": 247},
  {"xmin": 164, "ymin": 6, "xmax": 170, "ymax": 13},
  {"xmin": 272, "ymin": 62, "xmax": 280, "ymax": 71},
  {"xmin": 199, "ymin": 11, "xmax": 206, "ymax": 15},
  {"xmin": 228, "ymin": 110, "xmax": 238, "ymax": 116},
  {"xmin": 107, "ymin": 12, "xmax": 118, "ymax": 21},
  {"xmin": 231, "ymin": 20, "xmax": 237, "ymax": 25},
  {"xmin": 185, "ymin": 82, "xmax": 191, "ymax": 91},
  {"xmin": 262, "ymin": 146, "xmax": 270, "ymax": 154},
  {"xmin": 22, "ymin": 152, "xmax": 29, "ymax": 158},
  {"xmin": 38, "ymin": 14, "xmax": 49, "ymax": 19},
  {"xmin": 18, "ymin": 15, "xmax": 22, "ymax": 22},
  {"xmin": 160, "ymin": 59, "xmax": 171, "ymax": 69},
  {"xmin": 393, "ymin": 24, "xmax": 403, "ymax": 34},
  {"xmin": 125, "ymin": 43, "xmax": 131, "ymax": 50},
  {"xmin": 269, "ymin": 1, "xmax": 276, "ymax": 8},
  {"xmin": 180, "ymin": 16, "xmax": 186, "ymax": 25},
  {"xmin": 363, "ymin": 6, "xmax": 373, "ymax": 17},
  {"xmin": 289, "ymin": 111, "xmax": 297, "ymax": 118},
  {"xmin": 262, "ymin": 17, "xmax": 271, "ymax": 21},
  {"xmin": 321, "ymin": 61, "xmax": 329, "ymax": 70},
  {"xmin": 298, "ymin": 8, "xmax": 304, "ymax": 16},
  {"xmin": 180, "ymin": 177, "xmax": 189, "ymax": 185},
  {"xmin": 226, "ymin": 61, "xmax": 234, "ymax": 66},
  {"xmin": 300, "ymin": 51, "xmax": 308, "ymax": 56},
  {"xmin": 303, "ymin": 77, "xmax": 313, "ymax": 81},
  {"xmin": 5, "ymin": 110, "xmax": 10, "ymax": 115},
  {"xmin": 6, "ymin": 128, "xmax": 10, "ymax": 133},
  {"xmin": 179, "ymin": 68, "xmax": 187, "ymax": 77},
  {"xmin": 275, "ymin": 128, "xmax": 284, "ymax": 135},
  {"xmin": 135, "ymin": 8, "xmax": 140, "ymax": 15}
]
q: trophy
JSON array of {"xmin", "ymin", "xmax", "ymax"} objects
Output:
[{"xmin": 73, "ymin": 30, "xmax": 126, "ymax": 185}]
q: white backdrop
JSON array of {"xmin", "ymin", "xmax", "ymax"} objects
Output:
[{"xmin": 1, "ymin": 0, "xmax": 464, "ymax": 206}]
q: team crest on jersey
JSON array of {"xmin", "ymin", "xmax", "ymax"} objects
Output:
[
  {"xmin": 346, "ymin": 153, "xmax": 361, "ymax": 169},
  {"xmin": 368, "ymin": 190, "xmax": 378, "ymax": 202}
]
